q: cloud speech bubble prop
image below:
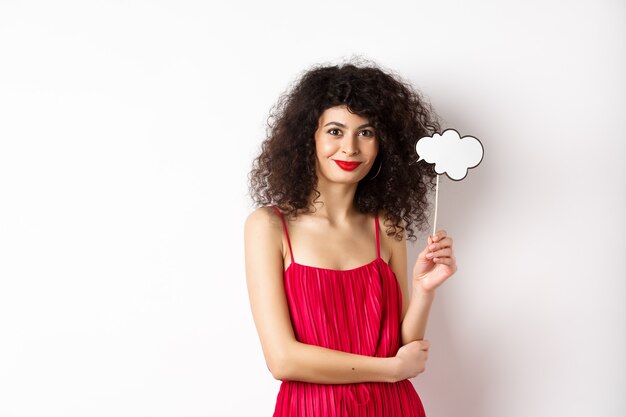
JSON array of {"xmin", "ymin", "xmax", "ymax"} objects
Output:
[
  {"xmin": 415, "ymin": 128, "xmax": 484, "ymax": 181},
  {"xmin": 413, "ymin": 128, "xmax": 484, "ymax": 237}
]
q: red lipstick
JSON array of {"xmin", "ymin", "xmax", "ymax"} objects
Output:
[{"xmin": 334, "ymin": 160, "xmax": 362, "ymax": 171}]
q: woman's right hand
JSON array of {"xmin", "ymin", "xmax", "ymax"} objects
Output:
[{"xmin": 392, "ymin": 340, "xmax": 430, "ymax": 381}]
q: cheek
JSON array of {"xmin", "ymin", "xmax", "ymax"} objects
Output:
[
  {"xmin": 366, "ymin": 142, "xmax": 379, "ymax": 158},
  {"xmin": 316, "ymin": 139, "xmax": 336, "ymax": 156}
]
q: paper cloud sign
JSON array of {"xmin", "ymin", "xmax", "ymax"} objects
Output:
[
  {"xmin": 416, "ymin": 129, "xmax": 484, "ymax": 181},
  {"xmin": 414, "ymin": 128, "xmax": 484, "ymax": 236}
]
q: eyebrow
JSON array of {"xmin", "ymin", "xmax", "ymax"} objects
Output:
[{"xmin": 323, "ymin": 121, "xmax": 374, "ymax": 129}]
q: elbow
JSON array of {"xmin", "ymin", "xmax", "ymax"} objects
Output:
[
  {"xmin": 267, "ymin": 348, "xmax": 291, "ymax": 381},
  {"xmin": 269, "ymin": 362, "xmax": 288, "ymax": 381}
]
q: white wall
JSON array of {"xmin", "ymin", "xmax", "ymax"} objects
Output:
[{"xmin": 0, "ymin": 1, "xmax": 624, "ymax": 416}]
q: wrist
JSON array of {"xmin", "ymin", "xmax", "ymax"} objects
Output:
[
  {"xmin": 387, "ymin": 356, "xmax": 401, "ymax": 383},
  {"xmin": 411, "ymin": 284, "xmax": 436, "ymax": 298}
]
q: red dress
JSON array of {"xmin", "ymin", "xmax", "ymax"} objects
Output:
[{"xmin": 270, "ymin": 206, "xmax": 426, "ymax": 417}]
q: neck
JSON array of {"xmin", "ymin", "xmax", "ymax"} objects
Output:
[{"xmin": 307, "ymin": 176, "xmax": 360, "ymax": 224}]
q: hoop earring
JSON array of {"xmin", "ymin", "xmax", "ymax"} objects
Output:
[{"xmin": 366, "ymin": 159, "xmax": 382, "ymax": 181}]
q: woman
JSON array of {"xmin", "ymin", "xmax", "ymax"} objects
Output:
[{"xmin": 244, "ymin": 59, "xmax": 457, "ymax": 416}]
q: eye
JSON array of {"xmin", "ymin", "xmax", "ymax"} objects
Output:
[
  {"xmin": 328, "ymin": 128, "xmax": 341, "ymax": 136},
  {"xmin": 360, "ymin": 129, "xmax": 375, "ymax": 137}
]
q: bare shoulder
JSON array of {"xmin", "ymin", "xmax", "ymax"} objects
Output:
[
  {"xmin": 244, "ymin": 206, "xmax": 285, "ymax": 271},
  {"xmin": 245, "ymin": 206, "xmax": 282, "ymax": 241},
  {"xmin": 377, "ymin": 208, "xmax": 407, "ymax": 261},
  {"xmin": 377, "ymin": 208, "xmax": 407, "ymax": 242},
  {"xmin": 245, "ymin": 205, "xmax": 278, "ymax": 227}
]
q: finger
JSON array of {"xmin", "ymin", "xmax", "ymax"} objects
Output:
[
  {"xmin": 427, "ymin": 248, "xmax": 453, "ymax": 258},
  {"xmin": 421, "ymin": 241, "xmax": 432, "ymax": 255},
  {"xmin": 432, "ymin": 230, "xmax": 447, "ymax": 242},
  {"xmin": 433, "ymin": 257, "xmax": 454, "ymax": 265},
  {"xmin": 437, "ymin": 255, "xmax": 457, "ymax": 266},
  {"xmin": 424, "ymin": 235, "xmax": 436, "ymax": 253},
  {"xmin": 428, "ymin": 237, "xmax": 453, "ymax": 251}
]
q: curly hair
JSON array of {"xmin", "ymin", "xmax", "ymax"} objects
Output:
[{"xmin": 247, "ymin": 57, "xmax": 441, "ymax": 242}]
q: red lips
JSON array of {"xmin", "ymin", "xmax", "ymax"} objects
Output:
[{"xmin": 334, "ymin": 160, "xmax": 362, "ymax": 171}]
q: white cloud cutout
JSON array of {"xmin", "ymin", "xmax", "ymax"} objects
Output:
[{"xmin": 415, "ymin": 128, "xmax": 484, "ymax": 181}]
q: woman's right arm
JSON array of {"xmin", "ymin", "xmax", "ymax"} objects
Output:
[{"xmin": 244, "ymin": 207, "xmax": 405, "ymax": 384}]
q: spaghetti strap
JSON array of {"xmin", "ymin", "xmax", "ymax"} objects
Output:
[
  {"xmin": 375, "ymin": 211, "xmax": 381, "ymax": 259},
  {"xmin": 270, "ymin": 206, "xmax": 295, "ymax": 264}
]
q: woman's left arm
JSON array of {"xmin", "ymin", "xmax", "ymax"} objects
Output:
[
  {"xmin": 392, "ymin": 230, "xmax": 457, "ymax": 345},
  {"xmin": 401, "ymin": 285, "xmax": 436, "ymax": 345}
]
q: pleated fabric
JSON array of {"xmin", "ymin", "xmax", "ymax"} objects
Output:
[{"xmin": 270, "ymin": 206, "xmax": 426, "ymax": 417}]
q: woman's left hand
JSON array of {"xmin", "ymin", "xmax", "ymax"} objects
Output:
[{"xmin": 412, "ymin": 230, "xmax": 457, "ymax": 293}]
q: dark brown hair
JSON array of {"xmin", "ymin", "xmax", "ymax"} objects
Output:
[{"xmin": 247, "ymin": 57, "xmax": 441, "ymax": 241}]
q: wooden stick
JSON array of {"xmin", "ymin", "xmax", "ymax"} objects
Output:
[{"xmin": 432, "ymin": 174, "xmax": 439, "ymax": 237}]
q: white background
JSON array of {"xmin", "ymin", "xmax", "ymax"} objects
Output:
[{"xmin": 1, "ymin": 1, "xmax": 624, "ymax": 416}]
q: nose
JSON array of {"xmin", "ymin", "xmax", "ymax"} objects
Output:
[{"xmin": 341, "ymin": 135, "xmax": 359, "ymax": 156}]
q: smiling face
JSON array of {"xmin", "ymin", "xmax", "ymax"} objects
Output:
[{"xmin": 313, "ymin": 105, "xmax": 379, "ymax": 183}]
